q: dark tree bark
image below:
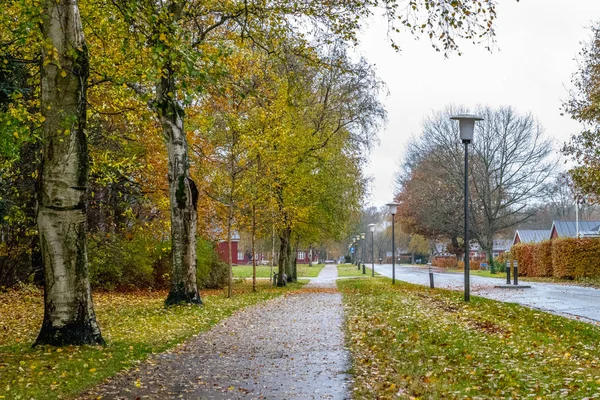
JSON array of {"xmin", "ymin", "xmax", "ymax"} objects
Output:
[{"xmin": 36, "ymin": 0, "xmax": 103, "ymax": 346}]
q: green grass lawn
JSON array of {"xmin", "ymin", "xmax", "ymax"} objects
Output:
[
  {"xmin": 337, "ymin": 263, "xmax": 378, "ymax": 277},
  {"xmin": 232, "ymin": 263, "xmax": 325, "ymax": 278},
  {"xmin": 0, "ymin": 280, "xmax": 305, "ymax": 399},
  {"xmin": 449, "ymin": 269, "xmax": 507, "ymax": 279},
  {"xmin": 339, "ymin": 277, "xmax": 600, "ymax": 399}
]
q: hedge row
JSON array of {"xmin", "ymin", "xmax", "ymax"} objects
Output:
[
  {"xmin": 511, "ymin": 238, "xmax": 600, "ymax": 278},
  {"xmin": 432, "ymin": 256, "xmax": 481, "ymax": 270}
]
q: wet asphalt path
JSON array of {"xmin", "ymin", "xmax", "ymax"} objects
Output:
[
  {"xmin": 81, "ymin": 264, "xmax": 350, "ymax": 400},
  {"xmin": 374, "ymin": 264, "xmax": 600, "ymax": 323}
]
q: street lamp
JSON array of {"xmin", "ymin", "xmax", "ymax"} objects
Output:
[
  {"xmin": 361, "ymin": 233, "xmax": 366, "ymax": 274},
  {"xmin": 451, "ymin": 113, "xmax": 483, "ymax": 302},
  {"xmin": 352, "ymin": 238, "xmax": 357, "ymax": 266},
  {"xmin": 356, "ymin": 234, "xmax": 361, "ymax": 269},
  {"xmin": 368, "ymin": 223, "xmax": 375, "ymax": 277},
  {"xmin": 386, "ymin": 202, "xmax": 400, "ymax": 284}
]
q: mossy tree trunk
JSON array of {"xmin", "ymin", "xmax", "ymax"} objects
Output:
[
  {"xmin": 159, "ymin": 68, "xmax": 201, "ymax": 306},
  {"xmin": 36, "ymin": 0, "xmax": 104, "ymax": 346}
]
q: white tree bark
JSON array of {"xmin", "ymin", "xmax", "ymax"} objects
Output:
[
  {"xmin": 158, "ymin": 75, "xmax": 202, "ymax": 306},
  {"xmin": 36, "ymin": 0, "xmax": 103, "ymax": 345}
]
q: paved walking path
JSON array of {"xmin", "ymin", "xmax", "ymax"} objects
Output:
[
  {"xmin": 375, "ymin": 264, "xmax": 600, "ymax": 323},
  {"xmin": 82, "ymin": 265, "xmax": 350, "ymax": 399}
]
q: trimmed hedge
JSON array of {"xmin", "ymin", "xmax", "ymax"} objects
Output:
[
  {"xmin": 533, "ymin": 240, "xmax": 553, "ymax": 277},
  {"xmin": 552, "ymin": 238, "xmax": 600, "ymax": 279},
  {"xmin": 510, "ymin": 238, "xmax": 600, "ymax": 279}
]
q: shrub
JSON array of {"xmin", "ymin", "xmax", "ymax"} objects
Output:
[
  {"xmin": 196, "ymin": 239, "xmax": 228, "ymax": 289},
  {"xmin": 457, "ymin": 260, "xmax": 481, "ymax": 270},
  {"xmin": 552, "ymin": 238, "xmax": 600, "ymax": 279},
  {"xmin": 432, "ymin": 256, "xmax": 458, "ymax": 268},
  {"xmin": 89, "ymin": 232, "xmax": 164, "ymax": 290},
  {"xmin": 511, "ymin": 243, "xmax": 536, "ymax": 277},
  {"xmin": 532, "ymin": 240, "xmax": 553, "ymax": 277}
]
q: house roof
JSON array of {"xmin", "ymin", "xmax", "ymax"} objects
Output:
[
  {"xmin": 513, "ymin": 229, "xmax": 551, "ymax": 244},
  {"xmin": 551, "ymin": 220, "xmax": 600, "ymax": 238}
]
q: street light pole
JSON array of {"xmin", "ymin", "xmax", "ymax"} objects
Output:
[
  {"xmin": 356, "ymin": 235, "xmax": 361, "ymax": 270},
  {"xmin": 387, "ymin": 202, "xmax": 399, "ymax": 285},
  {"xmin": 361, "ymin": 233, "xmax": 366, "ymax": 274},
  {"xmin": 451, "ymin": 114, "xmax": 483, "ymax": 302},
  {"xmin": 368, "ymin": 224, "xmax": 375, "ymax": 277}
]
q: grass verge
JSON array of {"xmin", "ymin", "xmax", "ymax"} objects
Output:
[
  {"xmin": 337, "ymin": 263, "xmax": 378, "ymax": 277},
  {"xmin": 232, "ymin": 263, "xmax": 325, "ymax": 279},
  {"xmin": 449, "ymin": 269, "xmax": 600, "ymax": 289},
  {"xmin": 339, "ymin": 277, "xmax": 600, "ymax": 399},
  {"xmin": 0, "ymin": 280, "xmax": 305, "ymax": 399}
]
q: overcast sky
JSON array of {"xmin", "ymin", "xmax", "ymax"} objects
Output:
[{"xmin": 358, "ymin": 0, "xmax": 600, "ymax": 208}]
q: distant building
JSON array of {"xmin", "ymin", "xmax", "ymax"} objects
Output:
[{"xmin": 512, "ymin": 229, "xmax": 551, "ymax": 245}]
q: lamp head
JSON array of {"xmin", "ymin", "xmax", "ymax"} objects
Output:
[
  {"xmin": 386, "ymin": 202, "xmax": 400, "ymax": 215},
  {"xmin": 361, "ymin": 233, "xmax": 365, "ymax": 240},
  {"xmin": 450, "ymin": 114, "xmax": 483, "ymax": 143},
  {"xmin": 368, "ymin": 223, "xmax": 375, "ymax": 233}
]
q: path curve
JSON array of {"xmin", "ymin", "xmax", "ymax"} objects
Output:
[{"xmin": 81, "ymin": 264, "xmax": 350, "ymax": 399}]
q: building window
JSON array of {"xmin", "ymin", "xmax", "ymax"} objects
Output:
[
  {"xmin": 297, "ymin": 251, "xmax": 305, "ymax": 260},
  {"xmin": 237, "ymin": 251, "xmax": 244, "ymax": 261}
]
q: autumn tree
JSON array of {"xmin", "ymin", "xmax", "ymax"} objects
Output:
[
  {"xmin": 563, "ymin": 22, "xmax": 600, "ymax": 200},
  {"xmin": 397, "ymin": 106, "xmax": 555, "ymax": 264}
]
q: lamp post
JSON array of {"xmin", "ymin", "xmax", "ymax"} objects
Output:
[
  {"xmin": 387, "ymin": 202, "xmax": 400, "ymax": 284},
  {"xmin": 451, "ymin": 113, "xmax": 483, "ymax": 302},
  {"xmin": 352, "ymin": 238, "xmax": 356, "ymax": 265},
  {"xmin": 356, "ymin": 234, "xmax": 361, "ymax": 269},
  {"xmin": 368, "ymin": 223, "xmax": 375, "ymax": 277},
  {"xmin": 361, "ymin": 233, "xmax": 366, "ymax": 274}
]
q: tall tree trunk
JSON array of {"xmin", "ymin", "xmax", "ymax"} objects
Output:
[
  {"xmin": 159, "ymin": 72, "xmax": 201, "ymax": 306},
  {"xmin": 277, "ymin": 226, "xmax": 291, "ymax": 287},
  {"xmin": 36, "ymin": 0, "xmax": 104, "ymax": 346},
  {"xmin": 251, "ymin": 205, "xmax": 257, "ymax": 292},
  {"xmin": 227, "ymin": 203, "xmax": 233, "ymax": 298},
  {"xmin": 308, "ymin": 243, "xmax": 313, "ymax": 267}
]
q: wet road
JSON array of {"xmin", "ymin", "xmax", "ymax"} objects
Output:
[{"xmin": 373, "ymin": 264, "xmax": 600, "ymax": 323}]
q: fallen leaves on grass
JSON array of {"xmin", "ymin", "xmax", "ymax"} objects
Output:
[
  {"xmin": 0, "ymin": 280, "xmax": 305, "ymax": 399},
  {"xmin": 339, "ymin": 278, "xmax": 600, "ymax": 399}
]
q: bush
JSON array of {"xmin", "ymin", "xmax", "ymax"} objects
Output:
[
  {"xmin": 457, "ymin": 260, "xmax": 481, "ymax": 270},
  {"xmin": 532, "ymin": 240, "xmax": 553, "ymax": 277},
  {"xmin": 89, "ymin": 232, "xmax": 166, "ymax": 290},
  {"xmin": 511, "ymin": 243, "xmax": 536, "ymax": 277},
  {"xmin": 432, "ymin": 256, "xmax": 458, "ymax": 268},
  {"xmin": 551, "ymin": 238, "xmax": 600, "ymax": 279},
  {"xmin": 196, "ymin": 239, "xmax": 228, "ymax": 289}
]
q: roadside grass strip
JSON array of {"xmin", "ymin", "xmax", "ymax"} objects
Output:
[
  {"xmin": 232, "ymin": 263, "xmax": 325, "ymax": 279},
  {"xmin": 339, "ymin": 278, "xmax": 600, "ymax": 399},
  {"xmin": 0, "ymin": 280, "xmax": 305, "ymax": 399},
  {"xmin": 337, "ymin": 263, "xmax": 378, "ymax": 277}
]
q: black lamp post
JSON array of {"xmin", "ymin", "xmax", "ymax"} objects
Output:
[
  {"xmin": 352, "ymin": 238, "xmax": 356, "ymax": 265},
  {"xmin": 450, "ymin": 113, "xmax": 483, "ymax": 302},
  {"xmin": 361, "ymin": 233, "xmax": 366, "ymax": 274},
  {"xmin": 368, "ymin": 223, "xmax": 375, "ymax": 277},
  {"xmin": 386, "ymin": 202, "xmax": 399, "ymax": 284},
  {"xmin": 356, "ymin": 234, "xmax": 361, "ymax": 269}
]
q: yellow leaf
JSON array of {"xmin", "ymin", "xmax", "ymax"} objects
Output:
[
  {"xmin": 89, "ymin": 368, "xmax": 96, "ymax": 373},
  {"xmin": 60, "ymin": 70, "xmax": 67, "ymax": 78},
  {"xmin": 159, "ymin": 33, "xmax": 167, "ymax": 42}
]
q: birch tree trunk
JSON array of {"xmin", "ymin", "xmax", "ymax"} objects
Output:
[
  {"xmin": 158, "ymin": 72, "xmax": 202, "ymax": 306},
  {"xmin": 36, "ymin": 0, "xmax": 104, "ymax": 346},
  {"xmin": 277, "ymin": 227, "xmax": 291, "ymax": 287},
  {"xmin": 251, "ymin": 205, "xmax": 257, "ymax": 292}
]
